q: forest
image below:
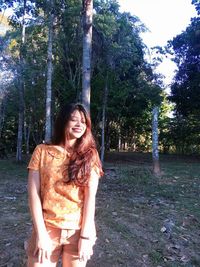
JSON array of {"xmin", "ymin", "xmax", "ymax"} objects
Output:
[
  {"xmin": 1, "ymin": 1, "xmax": 200, "ymax": 266},
  {"xmin": 0, "ymin": 0, "xmax": 200, "ymax": 162}
]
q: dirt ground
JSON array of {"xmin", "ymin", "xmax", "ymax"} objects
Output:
[{"xmin": 0, "ymin": 152, "xmax": 200, "ymax": 267}]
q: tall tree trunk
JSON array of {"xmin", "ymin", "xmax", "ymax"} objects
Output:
[
  {"xmin": 100, "ymin": 76, "xmax": 108, "ymax": 163},
  {"xmin": 16, "ymin": 0, "xmax": 26, "ymax": 162},
  {"xmin": 82, "ymin": 0, "xmax": 93, "ymax": 113},
  {"xmin": 118, "ymin": 127, "xmax": 121, "ymax": 151},
  {"xmin": 16, "ymin": 79, "xmax": 25, "ymax": 161},
  {"xmin": 45, "ymin": 0, "xmax": 54, "ymax": 143},
  {"xmin": 26, "ymin": 120, "xmax": 31, "ymax": 154},
  {"xmin": 152, "ymin": 106, "xmax": 161, "ymax": 175},
  {"xmin": 24, "ymin": 116, "xmax": 30, "ymax": 154},
  {"xmin": 0, "ymin": 95, "xmax": 7, "ymax": 138},
  {"xmin": 24, "ymin": 117, "xmax": 31, "ymax": 154}
]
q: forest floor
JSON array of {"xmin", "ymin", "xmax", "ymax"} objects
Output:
[{"xmin": 0, "ymin": 152, "xmax": 200, "ymax": 267}]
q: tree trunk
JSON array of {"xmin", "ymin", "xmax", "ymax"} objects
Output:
[
  {"xmin": 0, "ymin": 95, "xmax": 7, "ymax": 138},
  {"xmin": 152, "ymin": 106, "xmax": 161, "ymax": 175},
  {"xmin": 100, "ymin": 76, "xmax": 108, "ymax": 163},
  {"xmin": 45, "ymin": 0, "xmax": 54, "ymax": 143},
  {"xmin": 16, "ymin": 80, "xmax": 25, "ymax": 162},
  {"xmin": 118, "ymin": 127, "xmax": 121, "ymax": 151},
  {"xmin": 24, "ymin": 117, "xmax": 31, "ymax": 154},
  {"xmin": 16, "ymin": 0, "xmax": 26, "ymax": 162},
  {"xmin": 82, "ymin": 0, "xmax": 93, "ymax": 113}
]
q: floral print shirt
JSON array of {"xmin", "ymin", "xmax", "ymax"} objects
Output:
[{"xmin": 28, "ymin": 144, "xmax": 87, "ymax": 229}]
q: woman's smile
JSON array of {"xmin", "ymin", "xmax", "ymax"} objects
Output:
[
  {"xmin": 66, "ymin": 110, "xmax": 87, "ymax": 142},
  {"xmin": 72, "ymin": 127, "xmax": 83, "ymax": 132}
]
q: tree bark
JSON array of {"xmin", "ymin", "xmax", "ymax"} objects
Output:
[
  {"xmin": 82, "ymin": 0, "xmax": 93, "ymax": 113},
  {"xmin": 16, "ymin": 79, "xmax": 25, "ymax": 162},
  {"xmin": 24, "ymin": 117, "xmax": 31, "ymax": 154},
  {"xmin": 45, "ymin": 0, "xmax": 54, "ymax": 143},
  {"xmin": 100, "ymin": 76, "xmax": 108, "ymax": 163},
  {"xmin": 16, "ymin": 0, "xmax": 26, "ymax": 162},
  {"xmin": 0, "ymin": 95, "xmax": 7, "ymax": 138},
  {"xmin": 152, "ymin": 106, "xmax": 161, "ymax": 175},
  {"xmin": 118, "ymin": 127, "xmax": 121, "ymax": 151}
]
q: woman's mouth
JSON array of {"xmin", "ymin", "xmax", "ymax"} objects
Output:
[{"xmin": 72, "ymin": 128, "xmax": 83, "ymax": 133}]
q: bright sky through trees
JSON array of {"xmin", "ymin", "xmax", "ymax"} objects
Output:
[
  {"xmin": 2, "ymin": 1, "xmax": 197, "ymax": 88},
  {"xmin": 118, "ymin": 0, "xmax": 197, "ymax": 87}
]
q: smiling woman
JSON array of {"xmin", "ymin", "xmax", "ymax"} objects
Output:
[
  {"xmin": 26, "ymin": 103, "xmax": 104, "ymax": 267},
  {"xmin": 66, "ymin": 110, "xmax": 87, "ymax": 144}
]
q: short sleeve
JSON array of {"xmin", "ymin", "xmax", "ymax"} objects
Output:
[
  {"xmin": 90, "ymin": 149, "xmax": 103, "ymax": 179},
  {"xmin": 87, "ymin": 166, "xmax": 100, "ymax": 188},
  {"xmin": 92, "ymin": 164, "xmax": 101, "ymax": 178},
  {"xmin": 27, "ymin": 144, "xmax": 43, "ymax": 170},
  {"xmin": 87, "ymin": 163, "xmax": 102, "ymax": 187}
]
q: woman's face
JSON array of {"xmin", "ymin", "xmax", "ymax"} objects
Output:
[{"xmin": 65, "ymin": 109, "xmax": 87, "ymax": 141}]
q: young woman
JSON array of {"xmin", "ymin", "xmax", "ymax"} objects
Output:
[{"xmin": 26, "ymin": 103, "xmax": 103, "ymax": 267}]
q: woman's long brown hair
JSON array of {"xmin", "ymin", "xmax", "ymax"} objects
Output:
[{"xmin": 52, "ymin": 103, "xmax": 103, "ymax": 185}]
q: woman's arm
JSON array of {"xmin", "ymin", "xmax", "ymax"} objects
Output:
[
  {"xmin": 28, "ymin": 170, "xmax": 52, "ymax": 262},
  {"xmin": 78, "ymin": 168, "xmax": 99, "ymax": 261}
]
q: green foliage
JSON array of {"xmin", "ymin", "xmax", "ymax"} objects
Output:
[
  {"xmin": 92, "ymin": 1, "xmax": 163, "ymax": 151},
  {"xmin": 169, "ymin": 16, "xmax": 200, "ymax": 116},
  {"xmin": 0, "ymin": 0, "xmax": 165, "ymax": 153},
  {"xmin": 166, "ymin": 8, "xmax": 200, "ymax": 153},
  {"xmin": 192, "ymin": 0, "xmax": 200, "ymax": 15}
]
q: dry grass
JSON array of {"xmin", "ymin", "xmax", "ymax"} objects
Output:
[{"xmin": 1, "ymin": 153, "xmax": 200, "ymax": 267}]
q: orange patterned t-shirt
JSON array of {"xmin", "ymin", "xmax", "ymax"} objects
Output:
[{"xmin": 28, "ymin": 144, "xmax": 86, "ymax": 229}]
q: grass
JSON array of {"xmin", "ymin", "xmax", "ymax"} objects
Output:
[
  {"xmin": 149, "ymin": 250, "xmax": 164, "ymax": 265},
  {"xmin": 1, "ymin": 153, "xmax": 200, "ymax": 267},
  {"xmin": 94, "ymin": 154, "xmax": 200, "ymax": 267},
  {"xmin": 0, "ymin": 158, "xmax": 28, "ymax": 178}
]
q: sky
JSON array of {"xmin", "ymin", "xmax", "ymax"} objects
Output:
[{"xmin": 117, "ymin": 0, "xmax": 197, "ymax": 87}]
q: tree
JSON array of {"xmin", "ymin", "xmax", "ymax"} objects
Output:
[
  {"xmin": 0, "ymin": 0, "xmax": 166, "ymax": 156},
  {"xmin": 169, "ymin": 17, "xmax": 200, "ymax": 117},
  {"xmin": 92, "ymin": 1, "xmax": 157, "ymax": 153},
  {"xmin": 16, "ymin": 0, "xmax": 26, "ymax": 162},
  {"xmin": 82, "ymin": 0, "xmax": 93, "ymax": 112},
  {"xmin": 167, "ymin": 6, "xmax": 200, "ymax": 153},
  {"xmin": 100, "ymin": 73, "xmax": 108, "ymax": 162},
  {"xmin": 44, "ymin": 0, "xmax": 54, "ymax": 142},
  {"xmin": 152, "ymin": 106, "xmax": 161, "ymax": 175},
  {"xmin": 192, "ymin": 0, "xmax": 200, "ymax": 14}
]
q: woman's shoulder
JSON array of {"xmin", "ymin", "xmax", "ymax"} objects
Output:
[
  {"xmin": 39, "ymin": 143, "xmax": 67, "ymax": 158},
  {"xmin": 31, "ymin": 143, "xmax": 67, "ymax": 161},
  {"xmin": 30, "ymin": 143, "xmax": 45, "ymax": 153},
  {"xmin": 34, "ymin": 143, "xmax": 64, "ymax": 151},
  {"xmin": 35, "ymin": 143, "xmax": 46, "ymax": 149},
  {"xmin": 32, "ymin": 143, "xmax": 49, "ymax": 154}
]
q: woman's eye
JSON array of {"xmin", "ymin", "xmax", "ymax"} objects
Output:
[
  {"xmin": 70, "ymin": 117, "xmax": 77, "ymax": 121},
  {"xmin": 70, "ymin": 118, "xmax": 85, "ymax": 124}
]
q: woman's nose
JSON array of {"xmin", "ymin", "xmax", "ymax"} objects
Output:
[{"xmin": 75, "ymin": 120, "xmax": 81, "ymax": 126}]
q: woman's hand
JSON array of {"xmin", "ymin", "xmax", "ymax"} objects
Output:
[
  {"xmin": 34, "ymin": 232, "xmax": 52, "ymax": 263},
  {"xmin": 78, "ymin": 237, "xmax": 96, "ymax": 262},
  {"xmin": 28, "ymin": 169, "xmax": 52, "ymax": 263},
  {"xmin": 78, "ymin": 169, "xmax": 99, "ymax": 262}
]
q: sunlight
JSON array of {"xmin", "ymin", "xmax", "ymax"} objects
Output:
[
  {"xmin": 118, "ymin": 0, "xmax": 197, "ymax": 47},
  {"xmin": 117, "ymin": 0, "xmax": 197, "ymax": 87}
]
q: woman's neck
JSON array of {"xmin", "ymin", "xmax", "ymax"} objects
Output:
[{"xmin": 64, "ymin": 139, "xmax": 76, "ymax": 152}]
